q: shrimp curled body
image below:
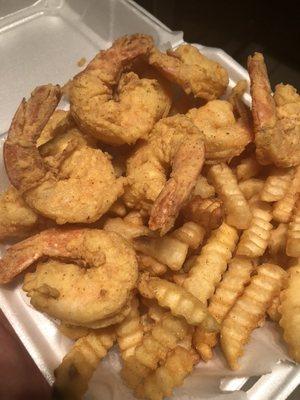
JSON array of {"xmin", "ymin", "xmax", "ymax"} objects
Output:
[
  {"xmin": 4, "ymin": 85, "xmax": 124, "ymax": 224},
  {"xmin": 70, "ymin": 34, "xmax": 171, "ymax": 145},
  {"xmin": 124, "ymin": 115, "xmax": 205, "ymax": 234},
  {"xmin": 0, "ymin": 229, "xmax": 138, "ymax": 328}
]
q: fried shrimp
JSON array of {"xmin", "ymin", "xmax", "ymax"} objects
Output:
[
  {"xmin": 187, "ymin": 99, "xmax": 252, "ymax": 163},
  {"xmin": 4, "ymin": 85, "xmax": 124, "ymax": 224},
  {"xmin": 69, "ymin": 34, "xmax": 171, "ymax": 145},
  {"xmin": 0, "ymin": 228, "xmax": 138, "ymax": 327},
  {"xmin": 0, "ymin": 186, "xmax": 39, "ymax": 241},
  {"xmin": 149, "ymin": 44, "xmax": 229, "ymax": 101},
  {"xmin": 248, "ymin": 52, "xmax": 300, "ymax": 167},
  {"xmin": 124, "ymin": 115, "xmax": 205, "ymax": 234}
]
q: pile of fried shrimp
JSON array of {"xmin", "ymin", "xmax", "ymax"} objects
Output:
[{"xmin": 0, "ymin": 34, "xmax": 300, "ymax": 400}]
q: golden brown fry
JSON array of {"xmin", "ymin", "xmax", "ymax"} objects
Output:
[
  {"xmin": 53, "ymin": 328, "xmax": 116, "ymax": 400},
  {"xmin": 116, "ymin": 298, "xmax": 144, "ymax": 360},
  {"xmin": 239, "ymin": 178, "xmax": 264, "ymax": 200},
  {"xmin": 208, "ymin": 163, "xmax": 252, "ymax": 229},
  {"xmin": 193, "ymin": 175, "xmax": 215, "ymax": 198},
  {"xmin": 221, "ymin": 263, "xmax": 287, "ymax": 369},
  {"xmin": 236, "ymin": 201, "xmax": 272, "ymax": 257},
  {"xmin": 171, "ymin": 221, "xmax": 205, "ymax": 249},
  {"xmin": 268, "ymin": 223, "xmax": 288, "ymax": 255},
  {"xmin": 133, "ymin": 236, "xmax": 188, "ymax": 271},
  {"xmin": 260, "ymin": 168, "xmax": 294, "ymax": 202},
  {"xmin": 182, "ymin": 196, "xmax": 223, "ymax": 231},
  {"xmin": 183, "ymin": 222, "xmax": 238, "ymax": 304},
  {"xmin": 279, "ymin": 265, "xmax": 300, "ymax": 362},
  {"xmin": 135, "ymin": 347, "xmax": 198, "ymax": 400},
  {"xmin": 138, "ymin": 276, "xmax": 218, "ymax": 330},
  {"xmin": 236, "ymin": 156, "xmax": 262, "ymax": 181},
  {"xmin": 194, "ymin": 256, "xmax": 256, "ymax": 361},
  {"xmin": 267, "ymin": 295, "xmax": 281, "ymax": 322},
  {"xmin": 103, "ymin": 214, "xmax": 151, "ymax": 242},
  {"xmin": 137, "ymin": 253, "xmax": 168, "ymax": 276},
  {"xmin": 273, "ymin": 166, "xmax": 300, "ymax": 223},
  {"xmin": 121, "ymin": 313, "xmax": 190, "ymax": 389},
  {"xmin": 286, "ymin": 199, "xmax": 300, "ymax": 257}
]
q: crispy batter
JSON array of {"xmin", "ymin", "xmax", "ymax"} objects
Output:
[
  {"xmin": 124, "ymin": 115, "xmax": 205, "ymax": 234},
  {"xmin": 187, "ymin": 100, "xmax": 252, "ymax": 163},
  {"xmin": 0, "ymin": 186, "xmax": 39, "ymax": 241},
  {"xmin": 149, "ymin": 44, "xmax": 228, "ymax": 100},
  {"xmin": 0, "ymin": 229, "xmax": 137, "ymax": 327},
  {"xmin": 248, "ymin": 53, "xmax": 300, "ymax": 167},
  {"xmin": 70, "ymin": 35, "xmax": 171, "ymax": 145}
]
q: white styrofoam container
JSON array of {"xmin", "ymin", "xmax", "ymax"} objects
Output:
[{"xmin": 0, "ymin": 1, "xmax": 299, "ymax": 399}]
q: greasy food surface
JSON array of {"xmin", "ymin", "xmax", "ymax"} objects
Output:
[{"xmin": 0, "ymin": 33, "xmax": 300, "ymax": 400}]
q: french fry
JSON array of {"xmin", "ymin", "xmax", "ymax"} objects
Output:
[
  {"xmin": 273, "ymin": 166, "xmax": 300, "ymax": 223},
  {"xmin": 268, "ymin": 223, "xmax": 288, "ymax": 255},
  {"xmin": 137, "ymin": 253, "xmax": 168, "ymax": 276},
  {"xmin": 183, "ymin": 222, "xmax": 238, "ymax": 304},
  {"xmin": 138, "ymin": 276, "xmax": 219, "ymax": 330},
  {"xmin": 267, "ymin": 295, "xmax": 281, "ymax": 322},
  {"xmin": 239, "ymin": 178, "xmax": 264, "ymax": 200},
  {"xmin": 193, "ymin": 175, "xmax": 215, "ymax": 198},
  {"xmin": 260, "ymin": 168, "xmax": 294, "ymax": 202},
  {"xmin": 171, "ymin": 221, "xmax": 205, "ymax": 249},
  {"xmin": 194, "ymin": 256, "xmax": 256, "ymax": 361},
  {"xmin": 182, "ymin": 196, "xmax": 223, "ymax": 230},
  {"xmin": 236, "ymin": 156, "xmax": 262, "ymax": 181},
  {"xmin": 121, "ymin": 313, "xmax": 190, "ymax": 389},
  {"xmin": 116, "ymin": 298, "xmax": 144, "ymax": 360},
  {"xmin": 286, "ymin": 199, "xmax": 300, "ymax": 257},
  {"xmin": 135, "ymin": 347, "xmax": 198, "ymax": 400},
  {"xmin": 236, "ymin": 201, "xmax": 272, "ymax": 257},
  {"xmin": 208, "ymin": 163, "xmax": 252, "ymax": 229},
  {"xmin": 53, "ymin": 327, "xmax": 116, "ymax": 400},
  {"xmin": 279, "ymin": 265, "xmax": 300, "ymax": 362},
  {"xmin": 221, "ymin": 263, "xmax": 287, "ymax": 369},
  {"xmin": 133, "ymin": 236, "xmax": 188, "ymax": 271}
]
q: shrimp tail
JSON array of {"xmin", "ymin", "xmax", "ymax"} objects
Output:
[
  {"xmin": 4, "ymin": 85, "xmax": 61, "ymax": 192},
  {"xmin": 247, "ymin": 53, "xmax": 277, "ymax": 132},
  {"xmin": 149, "ymin": 137, "xmax": 205, "ymax": 235}
]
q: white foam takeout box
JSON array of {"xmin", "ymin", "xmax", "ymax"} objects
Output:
[{"xmin": 0, "ymin": 1, "xmax": 299, "ymax": 399}]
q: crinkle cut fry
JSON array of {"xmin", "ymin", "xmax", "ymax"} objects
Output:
[
  {"xmin": 53, "ymin": 328, "xmax": 116, "ymax": 400},
  {"xmin": 273, "ymin": 166, "xmax": 300, "ymax": 223},
  {"xmin": 286, "ymin": 198, "xmax": 300, "ymax": 257},
  {"xmin": 194, "ymin": 256, "xmax": 256, "ymax": 361},
  {"xmin": 183, "ymin": 222, "xmax": 239, "ymax": 304},
  {"xmin": 208, "ymin": 163, "xmax": 252, "ymax": 229},
  {"xmin": 182, "ymin": 196, "xmax": 223, "ymax": 231},
  {"xmin": 279, "ymin": 265, "xmax": 300, "ymax": 362},
  {"xmin": 236, "ymin": 200, "xmax": 272, "ymax": 257},
  {"xmin": 135, "ymin": 347, "xmax": 198, "ymax": 400},
  {"xmin": 260, "ymin": 168, "xmax": 294, "ymax": 202},
  {"xmin": 116, "ymin": 298, "xmax": 143, "ymax": 360},
  {"xmin": 138, "ymin": 276, "xmax": 219, "ymax": 330},
  {"xmin": 121, "ymin": 313, "xmax": 189, "ymax": 389},
  {"xmin": 221, "ymin": 263, "xmax": 287, "ymax": 369}
]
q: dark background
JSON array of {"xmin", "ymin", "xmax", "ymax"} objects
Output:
[{"xmin": 136, "ymin": 0, "xmax": 300, "ymax": 88}]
